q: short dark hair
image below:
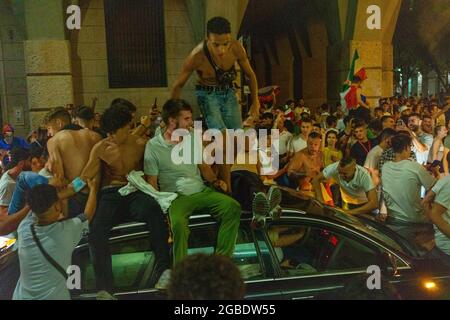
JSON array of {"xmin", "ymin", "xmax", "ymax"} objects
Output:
[
  {"xmin": 44, "ymin": 107, "xmax": 71, "ymax": 125},
  {"xmin": 73, "ymin": 105, "xmax": 95, "ymax": 121},
  {"xmin": 352, "ymin": 119, "xmax": 366, "ymax": 129},
  {"xmin": 379, "ymin": 128, "xmax": 397, "ymax": 142},
  {"xmin": 301, "ymin": 117, "xmax": 313, "ymax": 124},
  {"xmin": 408, "ymin": 113, "xmax": 421, "ymax": 120},
  {"xmin": 308, "ymin": 131, "xmax": 322, "ymax": 140},
  {"xmin": 26, "ymin": 184, "xmax": 59, "ymax": 215},
  {"xmin": 161, "ymin": 99, "xmax": 192, "ymax": 124},
  {"xmin": 101, "ymin": 104, "xmax": 132, "ymax": 134},
  {"xmin": 339, "ymin": 156, "xmax": 356, "ymax": 167},
  {"xmin": 391, "ymin": 134, "xmax": 412, "ymax": 154},
  {"xmin": 326, "ymin": 116, "xmax": 337, "ymax": 127},
  {"xmin": 8, "ymin": 147, "xmax": 30, "ymax": 168},
  {"xmin": 206, "ymin": 17, "xmax": 231, "ymax": 36},
  {"xmin": 29, "ymin": 145, "xmax": 45, "ymax": 160},
  {"xmin": 111, "ymin": 98, "xmax": 137, "ymax": 113},
  {"xmin": 167, "ymin": 254, "xmax": 245, "ymax": 300}
]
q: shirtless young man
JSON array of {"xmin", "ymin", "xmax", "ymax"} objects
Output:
[
  {"xmin": 274, "ymin": 132, "xmax": 324, "ymax": 192},
  {"xmin": 172, "ymin": 16, "xmax": 260, "ymax": 129},
  {"xmin": 80, "ymin": 104, "xmax": 170, "ymax": 298},
  {"xmin": 45, "ymin": 107, "xmax": 102, "ymax": 216}
]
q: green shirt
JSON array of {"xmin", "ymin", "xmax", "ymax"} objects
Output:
[{"xmin": 144, "ymin": 133, "xmax": 205, "ymax": 194}]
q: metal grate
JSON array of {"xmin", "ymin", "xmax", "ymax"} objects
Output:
[{"xmin": 104, "ymin": 0, "xmax": 167, "ymax": 88}]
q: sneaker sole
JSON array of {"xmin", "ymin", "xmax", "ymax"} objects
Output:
[
  {"xmin": 252, "ymin": 192, "xmax": 269, "ymax": 220},
  {"xmin": 268, "ymin": 186, "xmax": 282, "ymax": 211}
]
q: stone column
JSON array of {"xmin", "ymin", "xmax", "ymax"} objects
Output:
[
  {"xmin": 24, "ymin": 0, "xmax": 74, "ymax": 129},
  {"xmin": 326, "ymin": 0, "xmax": 401, "ymax": 110}
]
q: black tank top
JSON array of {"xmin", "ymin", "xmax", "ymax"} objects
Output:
[{"xmin": 203, "ymin": 41, "xmax": 237, "ymax": 86}]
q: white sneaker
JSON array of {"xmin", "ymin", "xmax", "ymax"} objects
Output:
[
  {"xmin": 96, "ymin": 290, "xmax": 118, "ymax": 300},
  {"xmin": 155, "ymin": 269, "xmax": 171, "ymax": 290}
]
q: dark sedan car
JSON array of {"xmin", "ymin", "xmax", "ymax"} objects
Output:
[
  {"xmin": 1, "ymin": 200, "xmax": 449, "ymax": 300},
  {"xmin": 67, "ymin": 199, "xmax": 450, "ymax": 300}
]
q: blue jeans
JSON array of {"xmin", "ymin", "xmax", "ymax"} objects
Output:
[{"xmin": 196, "ymin": 88, "xmax": 242, "ymax": 130}]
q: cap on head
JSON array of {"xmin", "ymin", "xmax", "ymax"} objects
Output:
[{"xmin": 3, "ymin": 124, "xmax": 14, "ymax": 134}]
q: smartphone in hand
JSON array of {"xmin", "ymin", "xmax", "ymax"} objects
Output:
[{"xmin": 72, "ymin": 177, "xmax": 87, "ymax": 193}]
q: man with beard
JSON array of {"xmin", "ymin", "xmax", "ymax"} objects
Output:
[
  {"xmin": 45, "ymin": 107, "xmax": 102, "ymax": 216},
  {"xmin": 144, "ymin": 99, "xmax": 240, "ymax": 267},
  {"xmin": 408, "ymin": 113, "xmax": 433, "ymax": 149}
]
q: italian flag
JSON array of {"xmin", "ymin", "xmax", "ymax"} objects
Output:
[{"xmin": 340, "ymin": 50, "xmax": 367, "ymax": 113}]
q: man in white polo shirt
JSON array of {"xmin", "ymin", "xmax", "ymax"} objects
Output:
[{"xmin": 312, "ymin": 157, "xmax": 377, "ymax": 215}]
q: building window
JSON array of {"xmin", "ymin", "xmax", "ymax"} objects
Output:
[{"xmin": 104, "ymin": 0, "xmax": 167, "ymax": 88}]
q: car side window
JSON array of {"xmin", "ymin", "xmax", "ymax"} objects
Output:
[
  {"xmin": 267, "ymin": 224, "xmax": 381, "ymax": 277},
  {"xmin": 188, "ymin": 224, "xmax": 265, "ymax": 280},
  {"xmin": 71, "ymin": 236, "xmax": 154, "ymax": 295}
]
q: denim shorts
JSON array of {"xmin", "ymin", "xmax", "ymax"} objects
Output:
[{"xmin": 195, "ymin": 88, "xmax": 242, "ymax": 130}]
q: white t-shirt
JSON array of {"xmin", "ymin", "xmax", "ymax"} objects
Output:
[
  {"xmin": 0, "ymin": 170, "xmax": 16, "ymax": 206},
  {"xmin": 323, "ymin": 162, "xmax": 375, "ymax": 205},
  {"xmin": 381, "ymin": 160, "xmax": 435, "ymax": 223},
  {"xmin": 364, "ymin": 145, "xmax": 384, "ymax": 170},
  {"xmin": 278, "ymin": 130, "xmax": 293, "ymax": 155},
  {"xmin": 13, "ymin": 212, "xmax": 89, "ymax": 300},
  {"xmin": 288, "ymin": 136, "xmax": 307, "ymax": 154},
  {"xmin": 432, "ymin": 176, "xmax": 450, "ymax": 255}
]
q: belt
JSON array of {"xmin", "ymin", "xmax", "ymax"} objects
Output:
[{"xmin": 196, "ymin": 84, "xmax": 232, "ymax": 92}]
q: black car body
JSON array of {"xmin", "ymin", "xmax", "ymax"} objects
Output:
[{"xmin": 1, "ymin": 201, "xmax": 449, "ymax": 300}]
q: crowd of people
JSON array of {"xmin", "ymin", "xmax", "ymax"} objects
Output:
[{"xmin": 0, "ymin": 14, "xmax": 449, "ymax": 301}]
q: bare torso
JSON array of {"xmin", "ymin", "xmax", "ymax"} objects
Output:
[
  {"xmin": 97, "ymin": 135, "xmax": 147, "ymax": 187},
  {"xmin": 287, "ymin": 150, "xmax": 324, "ymax": 190},
  {"xmin": 49, "ymin": 129, "xmax": 101, "ymax": 182},
  {"xmin": 191, "ymin": 40, "xmax": 240, "ymax": 86}
]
